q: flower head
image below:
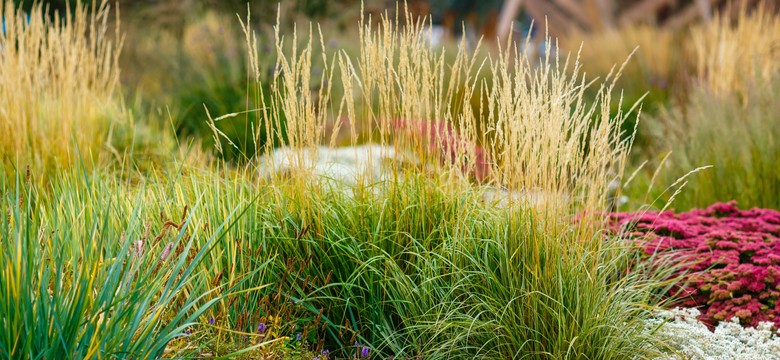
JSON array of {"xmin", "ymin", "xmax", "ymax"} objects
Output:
[
  {"xmin": 257, "ymin": 322, "xmax": 267, "ymax": 333},
  {"xmin": 295, "ymin": 333, "xmax": 303, "ymax": 341},
  {"xmin": 161, "ymin": 242, "xmax": 173, "ymax": 261},
  {"xmin": 361, "ymin": 346, "xmax": 370, "ymax": 358},
  {"xmin": 208, "ymin": 317, "xmax": 215, "ymax": 325}
]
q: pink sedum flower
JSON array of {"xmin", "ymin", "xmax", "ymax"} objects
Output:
[{"xmin": 609, "ymin": 201, "xmax": 780, "ymax": 329}]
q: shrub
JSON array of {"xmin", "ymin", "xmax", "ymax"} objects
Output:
[{"xmin": 610, "ymin": 202, "xmax": 780, "ymax": 329}]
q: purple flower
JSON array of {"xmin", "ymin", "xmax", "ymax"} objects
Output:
[
  {"xmin": 322, "ymin": 349, "xmax": 330, "ymax": 355},
  {"xmin": 208, "ymin": 317, "xmax": 215, "ymax": 325},
  {"xmin": 257, "ymin": 322, "xmax": 267, "ymax": 333},
  {"xmin": 361, "ymin": 346, "xmax": 370, "ymax": 358},
  {"xmin": 295, "ymin": 333, "xmax": 303, "ymax": 341},
  {"xmin": 185, "ymin": 329, "xmax": 191, "ymax": 335}
]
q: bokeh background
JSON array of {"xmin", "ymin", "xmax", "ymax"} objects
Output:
[{"xmin": 5, "ymin": 0, "xmax": 778, "ymax": 208}]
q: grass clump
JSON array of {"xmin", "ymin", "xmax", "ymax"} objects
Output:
[
  {"xmin": 0, "ymin": 0, "xmax": 124, "ymax": 175},
  {"xmin": 690, "ymin": 6, "xmax": 780, "ymax": 100},
  {"xmin": 636, "ymin": 74, "xmax": 780, "ymax": 210},
  {"xmin": 0, "ymin": 168, "xmax": 271, "ymax": 358},
  {"xmin": 626, "ymin": 9, "xmax": 780, "ymax": 211},
  {"xmin": 190, "ymin": 6, "xmax": 673, "ymax": 358}
]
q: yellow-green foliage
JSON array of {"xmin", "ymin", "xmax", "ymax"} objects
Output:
[
  {"xmin": 564, "ymin": 25, "xmax": 688, "ymax": 94},
  {"xmin": 691, "ymin": 7, "xmax": 780, "ymax": 98},
  {"xmin": 0, "ymin": 0, "xmax": 123, "ymax": 174},
  {"xmin": 635, "ymin": 73, "xmax": 780, "ymax": 211},
  {"xmin": 626, "ymin": 8, "xmax": 780, "ymax": 211},
  {"xmin": 237, "ymin": 10, "xmax": 634, "ymax": 230}
]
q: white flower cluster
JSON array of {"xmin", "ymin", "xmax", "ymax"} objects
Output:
[{"xmin": 647, "ymin": 307, "xmax": 780, "ymax": 360}]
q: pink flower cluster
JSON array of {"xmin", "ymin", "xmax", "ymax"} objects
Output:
[
  {"xmin": 392, "ymin": 119, "xmax": 490, "ymax": 181},
  {"xmin": 609, "ymin": 202, "xmax": 780, "ymax": 329}
]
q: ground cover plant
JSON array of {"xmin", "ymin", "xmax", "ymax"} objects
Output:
[
  {"xmin": 609, "ymin": 202, "xmax": 780, "ymax": 329},
  {"xmin": 645, "ymin": 307, "xmax": 780, "ymax": 359}
]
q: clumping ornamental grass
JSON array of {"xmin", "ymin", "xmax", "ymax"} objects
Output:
[
  {"xmin": 203, "ymin": 7, "xmax": 674, "ymax": 358},
  {"xmin": 634, "ymin": 72, "xmax": 780, "ymax": 211},
  {"xmin": 0, "ymin": 0, "xmax": 124, "ymax": 176},
  {"xmin": 0, "ymin": 2, "xmax": 685, "ymax": 359},
  {"xmin": 626, "ymin": 7, "xmax": 780, "ymax": 211}
]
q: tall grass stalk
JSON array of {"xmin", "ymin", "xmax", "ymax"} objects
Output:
[
  {"xmin": 0, "ymin": 0, "xmax": 123, "ymax": 175},
  {"xmin": 239, "ymin": 8, "xmax": 635, "ymax": 223},
  {"xmin": 201, "ymin": 6, "xmax": 674, "ymax": 358},
  {"xmin": 636, "ymin": 74, "xmax": 780, "ymax": 210},
  {"xmin": 691, "ymin": 6, "xmax": 780, "ymax": 99}
]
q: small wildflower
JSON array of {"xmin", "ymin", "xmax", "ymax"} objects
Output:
[
  {"xmin": 185, "ymin": 329, "xmax": 191, "ymax": 335},
  {"xmin": 361, "ymin": 346, "xmax": 370, "ymax": 358},
  {"xmin": 208, "ymin": 317, "xmax": 215, "ymax": 325},
  {"xmin": 257, "ymin": 322, "xmax": 267, "ymax": 333},
  {"xmin": 322, "ymin": 349, "xmax": 330, "ymax": 355},
  {"xmin": 296, "ymin": 333, "xmax": 303, "ymax": 341}
]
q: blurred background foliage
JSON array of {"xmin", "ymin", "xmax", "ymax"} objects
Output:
[{"xmin": 6, "ymin": 0, "xmax": 778, "ymax": 210}]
